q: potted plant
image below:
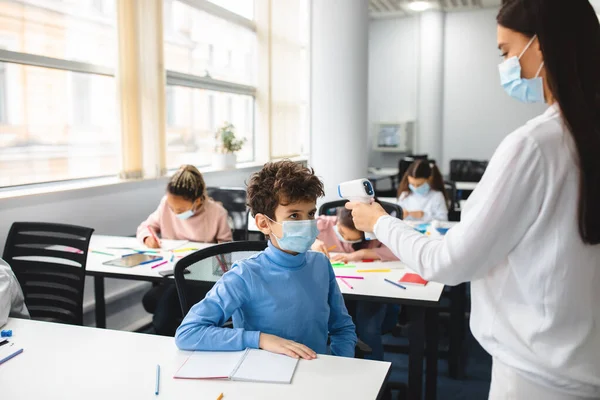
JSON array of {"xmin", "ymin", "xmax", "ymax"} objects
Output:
[{"xmin": 213, "ymin": 122, "xmax": 246, "ymax": 169}]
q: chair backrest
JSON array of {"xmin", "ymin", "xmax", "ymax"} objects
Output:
[
  {"xmin": 174, "ymin": 241, "xmax": 268, "ymax": 314},
  {"xmin": 2, "ymin": 222, "xmax": 94, "ymax": 325},
  {"xmin": 318, "ymin": 200, "xmax": 403, "ymax": 220},
  {"xmin": 206, "ymin": 187, "xmax": 248, "ymax": 241},
  {"xmin": 449, "ymin": 159, "xmax": 488, "ymax": 182}
]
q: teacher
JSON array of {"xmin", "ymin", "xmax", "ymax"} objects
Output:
[{"xmin": 347, "ymin": 0, "xmax": 600, "ymax": 399}]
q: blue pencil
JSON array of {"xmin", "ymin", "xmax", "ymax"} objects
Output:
[
  {"xmin": 140, "ymin": 257, "xmax": 163, "ymax": 266},
  {"xmin": 384, "ymin": 278, "xmax": 407, "ymax": 290},
  {"xmin": 155, "ymin": 364, "xmax": 160, "ymax": 395},
  {"xmin": 121, "ymin": 253, "xmax": 138, "ymax": 258}
]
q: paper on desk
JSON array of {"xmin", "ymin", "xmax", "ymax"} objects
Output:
[
  {"xmin": 175, "ymin": 350, "xmax": 245, "ymax": 379},
  {"xmin": 231, "ymin": 349, "xmax": 299, "ymax": 384},
  {"xmin": 174, "ymin": 349, "xmax": 298, "ymax": 384}
]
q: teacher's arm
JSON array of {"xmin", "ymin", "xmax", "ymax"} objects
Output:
[{"xmin": 348, "ymin": 132, "xmax": 545, "ymax": 285}]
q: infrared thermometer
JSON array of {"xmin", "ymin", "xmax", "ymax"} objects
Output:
[{"xmin": 338, "ymin": 179, "xmax": 377, "ymax": 240}]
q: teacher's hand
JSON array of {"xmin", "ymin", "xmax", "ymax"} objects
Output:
[{"xmin": 345, "ymin": 202, "xmax": 389, "ymax": 233}]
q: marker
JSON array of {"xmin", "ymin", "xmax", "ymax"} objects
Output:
[
  {"xmin": 172, "ymin": 247, "xmax": 200, "ymax": 253},
  {"xmin": 356, "ymin": 269, "xmax": 391, "ymax": 273},
  {"xmin": 148, "ymin": 227, "xmax": 162, "ymax": 248},
  {"xmin": 335, "ymin": 275, "xmax": 364, "ymax": 280},
  {"xmin": 140, "ymin": 257, "xmax": 163, "ymax": 266},
  {"xmin": 155, "ymin": 364, "xmax": 160, "ymax": 395},
  {"xmin": 91, "ymin": 250, "xmax": 114, "ymax": 256},
  {"xmin": 339, "ymin": 278, "xmax": 353, "ymax": 290},
  {"xmin": 384, "ymin": 278, "xmax": 407, "ymax": 290},
  {"xmin": 216, "ymin": 393, "xmax": 224, "ymax": 400}
]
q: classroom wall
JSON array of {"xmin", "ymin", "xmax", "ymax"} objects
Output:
[
  {"xmin": 368, "ymin": 16, "xmax": 419, "ymax": 169},
  {"xmin": 368, "ymin": 8, "xmax": 548, "ymax": 173},
  {"xmin": 0, "ymin": 166, "xmax": 261, "ymax": 330},
  {"xmin": 441, "ymin": 8, "xmax": 547, "ymax": 169}
]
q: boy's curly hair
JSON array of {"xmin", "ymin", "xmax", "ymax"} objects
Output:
[{"xmin": 247, "ymin": 160, "xmax": 325, "ymax": 219}]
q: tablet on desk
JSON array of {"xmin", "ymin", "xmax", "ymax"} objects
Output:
[{"xmin": 103, "ymin": 254, "xmax": 162, "ymax": 268}]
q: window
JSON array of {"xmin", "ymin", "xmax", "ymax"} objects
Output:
[
  {"xmin": 164, "ymin": 0, "xmax": 257, "ymax": 170},
  {"xmin": 0, "ymin": 62, "xmax": 6, "ymax": 124},
  {"xmin": 0, "ymin": 0, "xmax": 118, "ymax": 187},
  {"xmin": 164, "ymin": 0, "xmax": 256, "ymax": 85},
  {"xmin": 207, "ymin": 0, "xmax": 254, "ymax": 20}
]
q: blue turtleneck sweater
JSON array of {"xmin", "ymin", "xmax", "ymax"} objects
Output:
[{"xmin": 175, "ymin": 242, "xmax": 357, "ymax": 357}]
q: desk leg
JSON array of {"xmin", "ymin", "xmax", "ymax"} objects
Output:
[
  {"xmin": 425, "ymin": 308, "xmax": 439, "ymax": 400},
  {"xmin": 448, "ymin": 283, "xmax": 467, "ymax": 379},
  {"xmin": 94, "ymin": 276, "xmax": 106, "ymax": 329},
  {"xmin": 408, "ymin": 307, "xmax": 425, "ymax": 400}
]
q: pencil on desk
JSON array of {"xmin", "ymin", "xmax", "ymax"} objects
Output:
[
  {"xmin": 340, "ymin": 278, "xmax": 353, "ymax": 290},
  {"xmin": 384, "ymin": 278, "xmax": 407, "ymax": 290},
  {"xmin": 335, "ymin": 275, "xmax": 364, "ymax": 280},
  {"xmin": 155, "ymin": 364, "xmax": 160, "ymax": 395},
  {"xmin": 91, "ymin": 250, "xmax": 114, "ymax": 256},
  {"xmin": 356, "ymin": 269, "xmax": 391, "ymax": 273},
  {"xmin": 172, "ymin": 247, "xmax": 200, "ymax": 253},
  {"xmin": 140, "ymin": 257, "xmax": 163, "ymax": 266},
  {"xmin": 216, "ymin": 393, "xmax": 224, "ymax": 400},
  {"xmin": 151, "ymin": 260, "xmax": 168, "ymax": 269}
]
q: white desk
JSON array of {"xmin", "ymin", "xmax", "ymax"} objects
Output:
[
  {"xmin": 1, "ymin": 318, "xmax": 391, "ymax": 400},
  {"xmin": 86, "ymin": 235, "xmax": 217, "ymax": 328},
  {"xmin": 455, "ymin": 181, "xmax": 478, "ymax": 191},
  {"xmin": 333, "ymin": 260, "xmax": 444, "ymax": 306}
]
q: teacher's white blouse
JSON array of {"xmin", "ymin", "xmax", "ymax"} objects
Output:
[{"xmin": 375, "ymin": 104, "xmax": 600, "ymax": 397}]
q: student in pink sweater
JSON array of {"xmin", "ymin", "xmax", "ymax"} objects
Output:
[
  {"xmin": 137, "ymin": 165, "xmax": 232, "ymax": 246},
  {"xmin": 139, "ymin": 165, "xmax": 232, "ymax": 336},
  {"xmin": 312, "ymin": 207, "xmax": 399, "ymax": 361},
  {"xmin": 312, "ymin": 208, "xmax": 399, "ymax": 263}
]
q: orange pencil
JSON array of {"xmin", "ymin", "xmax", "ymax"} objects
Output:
[
  {"xmin": 327, "ymin": 245, "xmax": 337, "ymax": 251},
  {"xmin": 216, "ymin": 393, "xmax": 224, "ymax": 400}
]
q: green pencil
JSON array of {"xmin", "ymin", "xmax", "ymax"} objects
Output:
[{"xmin": 91, "ymin": 250, "xmax": 115, "ymax": 256}]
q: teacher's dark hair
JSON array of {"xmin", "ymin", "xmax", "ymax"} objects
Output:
[{"xmin": 498, "ymin": 0, "xmax": 600, "ymax": 244}]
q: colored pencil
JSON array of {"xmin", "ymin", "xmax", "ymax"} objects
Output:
[
  {"xmin": 151, "ymin": 260, "xmax": 168, "ymax": 269},
  {"xmin": 335, "ymin": 275, "xmax": 364, "ymax": 280},
  {"xmin": 384, "ymin": 278, "xmax": 407, "ymax": 290},
  {"xmin": 339, "ymin": 278, "xmax": 353, "ymax": 290},
  {"xmin": 155, "ymin": 364, "xmax": 160, "ymax": 395},
  {"xmin": 91, "ymin": 250, "xmax": 114, "ymax": 256}
]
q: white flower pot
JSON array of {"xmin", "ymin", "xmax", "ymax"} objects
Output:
[{"xmin": 213, "ymin": 153, "xmax": 237, "ymax": 169}]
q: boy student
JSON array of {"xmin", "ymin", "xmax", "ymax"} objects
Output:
[
  {"xmin": 176, "ymin": 161, "xmax": 357, "ymax": 358},
  {"xmin": 0, "ymin": 258, "xmax": 30, "ymax": 328}
]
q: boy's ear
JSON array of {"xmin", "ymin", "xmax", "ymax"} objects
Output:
[{"xmin": 255, "ymin": 214, "xmax": 272, "ymax": 236}]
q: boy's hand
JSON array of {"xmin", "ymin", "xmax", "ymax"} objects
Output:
[
  {"xmin": 144, "ymin": 236, "xmax": 160, "ymax": 249},
  {"xmin": 259, "ymin": 333, "xmax": 317, "ymax": 360},
  {"xmin": 310, "ymin": 239, "xmax": 330, "ymax": 258}
]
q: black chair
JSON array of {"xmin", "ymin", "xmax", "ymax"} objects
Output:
[
  {"xmin": 318, "ymin": 199, "xmax": 403, "ymax": 220},
  {"xmin": 449, "ymin": 159, "xmax": 488, "ymax": 183},
  {"xmin": 245, "ymin": 210, "xmax": 266, "ymax": 242},
  {"xmin": 206, "ymin": 187, "xmax": 248, "ymax": 241},
  {"xmin": 2, "ymin": 222, "xmax": 94, "ymax": 325},
  {"xmin": 174, "ymin": 241, "xmax": 268, "ymax": 314},
  {"xmin": 444, "ymin": 180, "xmax": 461, "ymax": 222}
]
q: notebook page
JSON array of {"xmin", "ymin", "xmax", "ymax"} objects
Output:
[
  {"xmin": 174, "ymin": 350, "xmax": 246, "ymax": 379},
  {"xmin": 231, "ymin": 349, "xmax": 299, "ymax": 384}
]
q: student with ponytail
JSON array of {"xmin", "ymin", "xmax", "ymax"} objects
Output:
[
  {"xmin": 138, "ymin": 165, "xmax": 232, "ymax": 336},
  {"xmin": 396, "ymin": 160, "xmax": 448, "ymax": 222},
  {"xmin": 347, "ymin": 0, "xmax": 600, "ymax": 397}
]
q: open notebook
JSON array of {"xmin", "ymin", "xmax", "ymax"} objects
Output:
[{"xmin": 174, "ymin": 349, "xmax": 299, "ymax": 384}]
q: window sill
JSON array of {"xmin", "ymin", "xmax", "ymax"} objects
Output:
[{"xmin": 0, "ymin": 156, "xmax": 307, "ymax": 201}]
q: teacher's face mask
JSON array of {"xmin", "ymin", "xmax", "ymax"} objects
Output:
[{"xmin": 498, "ymin": 35, "xmax": 545, "ymax": 104}]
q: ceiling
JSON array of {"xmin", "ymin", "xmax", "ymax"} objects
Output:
[
  {"xmin": 370, "ymin": 0, "xmax": 600, "ymax": 18},
  {"xmin": 370, "ymin": 0, "xmax": 502, "ymax": 19}
]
